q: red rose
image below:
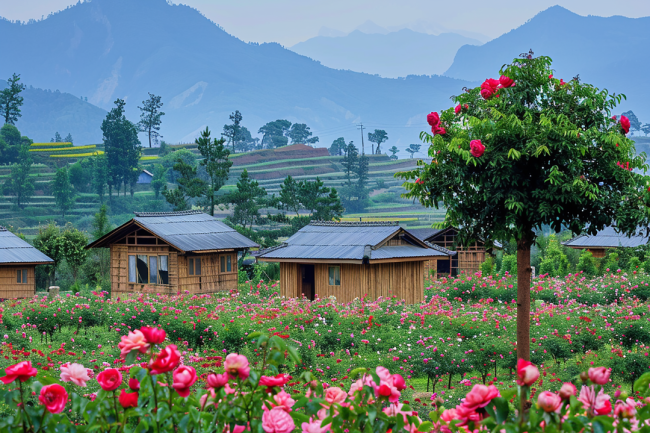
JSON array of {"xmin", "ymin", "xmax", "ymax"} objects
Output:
[
  {"xmin": 427, "ymin": 112, "xmax": 440, "ymax": 127},
  {"xmin": 392, "ymin": 374, "xmax": 406, "ymax": 391},
  {"xmin": 516, "ymin": 359, "xmax": 539, "ymax": 386},
  {"xmin": 0, "ymin": 361, "xmax": 38, "ymax": 384},
  {"xmin": 118, "ymin": 388, "xmax": 139, "ymax": 408},
  {"xmin": 620, "ymin": 116, "xmax": 631, "ymax": 134},
  {"xmin": 499, "ymin": 75, "xmax": 515, "ymax": 88},
  {"xmin": 97, "ymin": 368, "xmax": 123, "ymax": 391},
  {"xmin": 128, "ymin": 378, "xmax": 140, "ymax": 390},
  {"xmin": 140, "ymin": 326, "xmax": 166, "ymax": 345},
  {"xmin": 39, "ymin": 384, "xmax": 68, "ymax": 414},
  {"xmin": 432, "ymin": 126, "xmax": 446, "ymax": 135},
  {"xmin": 480, "ymin": 88, "xmax": 494, "ymax": 100},
  {"xmin": 260, "ymin": 374, "xmax": 290, "ymax": 388},
  {"xmin": 149, "ymin": 344, "xmax": 181, "ymax": 375},
  {"xmin": 470, "ymin": 140, "xmax": 485, "ymax": 158},
  {"xmin": 454, "ymin": 104, "xmax": 461, "ymax": 114}
]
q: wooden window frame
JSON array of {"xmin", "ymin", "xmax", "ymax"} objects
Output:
[
  {"xmin": 189, "ymin": 257, "xmax": 202, "ymax": 276},
  {"xmin": 128, "ymin": 254, "xmax": 170, "ymax": 285},
  {"xmin": 16, "ymin": 269, "xmax": 28, "ymax": 284},
  {"xmin": 328, "ymin": 265, "xmax": 341, "ymax": 286},
  {"xmin": 220, "ymin": 254, "xmax": 235, "ymax": 274}
]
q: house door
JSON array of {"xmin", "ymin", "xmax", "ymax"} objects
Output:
[{"xmin": 299, "ymin": 264, "xmax": 315, "ymax": 300}]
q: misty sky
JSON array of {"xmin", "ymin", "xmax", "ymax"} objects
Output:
[{"xmin": 1, "ymin": 0, "xmax": 650, "ymax": 46}]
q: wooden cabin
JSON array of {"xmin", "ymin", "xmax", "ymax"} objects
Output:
[
  {"xmin": 86, "ymin": 211, "xmax": 258, "ymax": 297},
  {"xmin": 563, "ymin": 226, "xmax": 649, "ymax": 258},
  {"xmin": 255, "ymin": 221, "xmax": 454, "ymax": 304},
  {"xmin": 0, "ymin": 226, "xmax": 53, "ymax": 298},
  {"xmin": 407, "ymin": 227, "xmax": 494, "ymax": 277}
]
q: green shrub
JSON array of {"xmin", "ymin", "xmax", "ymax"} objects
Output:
[
  {"xmin": 628, "ymin": 256, "xmax": 642, "ymax": 274},
  {"xmin": 500, "ymin": 254, "xmax": 517, "ymax": 275},
  {"xmin": 576, "ymin": 250, "xmax": 598, "ymax": 276},
  {"xmin": 480, "ymin": 256, "xmax": 494, "ymax": 276},
  {"xmin": 539, "ymin": 235, "xmax": 570, "ymax": 276},
  {"xmin": 602, "ymin": 252, "xmax": 619, "ymax": 272}
]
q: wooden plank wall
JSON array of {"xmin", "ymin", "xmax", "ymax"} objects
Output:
[
  {"xmin": 0, "ymin": 266, "xmax": 35, "ymax": 298},
  {"xmin": 280, "ymin": 262, "xmax": 299, "ymax": 298},
  {"xmin": 312, "ymin": 261, "xmax": 424, "ymax": 304},
  {"xmin": 110, "ymin": 245, "xmax": 178, "ymax": 298},
  {"xmin": 177, "ymin": 253, "xmax": 237, "ymax": 295}
]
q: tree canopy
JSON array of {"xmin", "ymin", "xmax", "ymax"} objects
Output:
[
  {"xmin": 138, "ymin": 93, "xmax": 165, "ymax": 148},
  {"xmin": 0, "ymin": 73, "xmax": 25, "ymax": 125}
]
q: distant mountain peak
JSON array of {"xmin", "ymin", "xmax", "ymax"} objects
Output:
[{"xmin": 355, "ymin": 20, "xmax": 389, "ymax": 35}]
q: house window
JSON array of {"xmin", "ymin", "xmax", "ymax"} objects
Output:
[
  {"xmin": 328, "ymin": 266, "xmax": 341, "ymax": 286},
  {"xmin": 16, "ymin": 269, "xmax": 27, "ymax": 284},
  {"xmin": 128, "ymin": 255, "xmax": 169, "ymax": 284},
  {"xmin": 220, "ymin": 255, "xmax": 233, "ymax": 273},
  {"xmin": 189, "ymin": 257, "xmax": 201, "ymax": 276}
]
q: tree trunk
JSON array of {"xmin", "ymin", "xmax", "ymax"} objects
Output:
[{"xmin": 516, "ymin": 235, "xmax": 533, "ymax": 361}]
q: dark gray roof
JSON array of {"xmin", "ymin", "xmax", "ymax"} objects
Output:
[
  {"xmin": 257, "ymin": 222, "xmax": 450, "ymax": 261},
  {"xmin": 88, "ymin": 211, "xmax": 259, "ymax": 252},
  {"xmin": 563, "ymin": 226, "xmax": 649, "ymax": 249},
  {"xmin": 406, "ymin": 228, "xmax": 444, "ymax": 242},
  {"xmin": 0, "ymin": 228, "xmax": 53, "ymax": 264}
]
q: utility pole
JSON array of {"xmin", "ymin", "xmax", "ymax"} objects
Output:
[{"xmin": 357, "ymin": 123, "xmax": 365, "ymax": 155}]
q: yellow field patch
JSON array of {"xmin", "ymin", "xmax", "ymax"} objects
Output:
[
  {"xmin": 50, "ymin": 151, "xmax": 105, "ymax": 158},
  {"xmin": 31, "ymin": 142, "xmax": 73, "ymax": 147},
  {"xmin": 140, "ymin": 156, "xmax": 159, "ymax": 161},
  {"xmin": 30, "ymin": 145, "xmax": 97, "ymax": 152}
]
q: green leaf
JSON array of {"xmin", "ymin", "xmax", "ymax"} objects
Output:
[
  {"xmin": 418, "ymin": 421, "xmax": 433, "ymax": 432},
  {"xmin": 634, "ymin": 372, "xmax": 650, "ymax": 394},
  {"xmin": 125, "ymin": 348, "xmax": 138, "ymax": 365}
]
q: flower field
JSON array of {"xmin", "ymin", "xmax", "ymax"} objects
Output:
[{"xmin": 1, "ymin": 270, "xmax": 649, "ymax": 417}]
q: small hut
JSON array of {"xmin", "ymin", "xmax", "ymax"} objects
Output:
[
  {"xmin": 86, "ymin": 211, "xmax": 258, "ymax": 297},
  {"xmin": 255, "ymin": 221, "xmax": 454, "ymax": 303},
  {"xmin": 563, "ymin": 227, "xmax": 649, "ymax": 258},
  {"xmin": 407, "ymin": 227, "xmax": 495, "ymax": 277},
  {"xmin": 0, "ymin": 226, "xmax": 53, "ymax": 298}
]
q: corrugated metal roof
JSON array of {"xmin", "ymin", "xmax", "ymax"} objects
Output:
[
  {"xmin": 133, "ymin": 212, "xmax": 259, "ymax": 252},
  {"xmin": 257, "ymin": 222, "xmax": 451, "ymax": 261},
  {"xmin": 406, "ymin": 228, "xmax": 444, "ymax": 242},
  {"xmin": 563, "ymin": 226, "xmax": 649, "ymax": 248},
  {"xmin": 0, "ymin": 230, "xmax": 53, "ymax": 264}
]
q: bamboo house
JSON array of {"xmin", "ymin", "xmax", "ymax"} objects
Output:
[
  {"xmin": 0, "ymin": 226, "xmax": 53, "ymax": 299},
  {"xmin": 563, "ymin": 226, "xmax": 649, "ymax": 258},
  {"xmin": 255, "ymin": 221, "xmax": 454, "ymax": 304},
  {"xmin": 87, "ymin": 211, "xmax": 258, "ymax": 297}
]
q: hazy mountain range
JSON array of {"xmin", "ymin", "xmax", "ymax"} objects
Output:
[{"xmin": 0, "ymin": 0, "xmax": 472, "ymax": 149}]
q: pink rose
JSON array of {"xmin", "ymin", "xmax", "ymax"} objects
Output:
[
  {"xmin": 96, "ymin": 369, "xmax": 122, "ymax": 391},
  {"xmin": 325, "ymin": 386, "xmax": 347, "ymax": 404},
  {"xmin": 392, "ymin": 374, "xmax": 406, "ymax": 391},
  {"xmin": 172, "ymin": 365, "xmax": 197, "ymax": 398},
  {"xmin": 0, "ymin": 361, "xmax": 38, "ymax": 384},
  {"xmin": 200, "ymin": 389, "xmax": 217, "ymax": 410},
  {"xmin": 440, "ymin": 408, "xmax": 458, "ymax": 422},
  {"xmin": 140, "ymin": 326, "xmax": 166, "ymax": 345},
  {"xmin": 207, "ymin": 372, "xmax": 229, "ymax": 389},
  {"xmin": 620, "ymin": 116, "xmax": 631, "ymax": 135},
  {"xmin": 39, "ymin": 384, "xmax": 68, "ymax": 414},
  {"xmin": 149, "ymin": 344, "xmax": 181, "ymax": 375},
  {"xmin": 272, "ymin": 390, "xmax": 296, "ymax": 412},
  {"xmin": 470, "ymin": 139, "xmax": 485, "ymax": 158},
  {"xmin": 455, "ymin": 404, "xmax": 484, "ymax": 427},
  {"xmin": 516, "ymin": 359, "xmax": 539, "ymax": 386},
  {"xmin": 588, "ymin": 367, "xmax": 611, "ymax": 385},
  {"xmin": 60, "ymin": 363, "xmax": 91, "ymax": 387},
  {"xmin": 559, "ymin": 382, "xmax": 577, "ymax": 400},
  {"xmin": 118, "ymin": 330, "xmax": 149, "ymax": 359},
  {"xmin": 427, "ymin": 112, "xmax": 440, "ymax": 127},
  {"xmin": 614, "ymin": 398, "xmax": 637, "ymax": 418},
  {"xmin": 262, "ymin": 407, "xmax": 295, "ymax": 433},
  {"xmin": 537, "ymin": 391, "xmax": 562, "ymax": 413},
  {"xmin": 454, "ymin": 104, "xmax": 461, "ymax": 114},
  {"xmin": 301, "ymin": 419, "xmax": 331, "ymax": 433},
  {"xmin": 118, "ymin": 388, "xmax": 139, "ymax": 408},
  {"xmin": 578, "ymin": 385, "xmax": 612, "ymax": 415},
  {"xmin": 461, "ymin": 384, "xmax": 500, "ymax": 411},
  {"xmin": 260, "ymin": 374, "xmax": 290, "ymax": 388},
  {"xmin": 224, "ymin": 353, "xmax": 250, "ymax": 380},
  {"xmin": 499, "ymin": 75, "xmax": 515, "ymax": 88}
]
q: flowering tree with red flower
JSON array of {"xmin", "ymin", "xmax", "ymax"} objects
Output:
[{"xmin": 400, "ymin": 54, "xmax": 650, "ymax": 361}]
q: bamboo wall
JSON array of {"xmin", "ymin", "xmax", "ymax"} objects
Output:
[
  {"xmin": 429, "ymin": 231, "xmax": 486, "ymax": 275},
  {"xmin": 110, "ymin": 245, "xmax": 178, "ymax": 298},
  {"xmin": 0, "ymin": 266, "xmax": 35, "ymax": 299},
  {"xmin": 279, "ymin": 261, "xmax": 425, "ymax": 304},
  {"xmin": 177, "ymin": 253, "xmax": 238, "ymax": 295}
]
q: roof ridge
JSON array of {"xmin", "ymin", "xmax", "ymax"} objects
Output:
[
  {"xmin": 309, "ymin": 221, "xmax": 398, "ymax": 227},
  {"xmin": 424, "ymin": 241, "xmax": 457, "ymax": 256},
  {"xmin": 134, "ymin": 210, "xmax": 203, "ymax": 217},
  {"xmin": 0, "ymin": 226, "xmax": 6, "ymax": 232}
]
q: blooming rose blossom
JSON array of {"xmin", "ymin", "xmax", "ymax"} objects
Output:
[
  {"xmin": 431, "ymin": 126, "xmax": 446, "ymax": 135},
  {"xmin": 588, "ymin": 367, "xmax": 611, "ymax": 385},
  {"xmin": 140, "ymin": 326, "xmax": 166, "ymax": 345},
  {"xmin": 301, "ymin": 419, "xmax": 331, "ymax": 433},
  {"xmin": 262, "ymin": 407, "xmax": 295, "ymax": 433},
  {"xmin": 118, "ymin": 330, "xmax": 149, "ymax": 359},
  {"xmin": 461, "ymin": 384, "xmax": 500, "ymax": 411},
  {"xmin": 207, "ymin": 372, "xmax": 229, "ymax": 389},
  {"xmin": 454, "ymin": 403, "xmax": 484, "ymax": 427},
  {"xmin": 272, "ymin": 390, "xmax": 296, "ymax": 412},
  {"xmin": 172, "ymin": 365, "xmax": 198, "ymax": 397},
  {"xmin": 620, "ymin": 116, "xmax": 631, "ymax": 135},
  {"xmin": 480, "ymin": 78, "xmax": 500, "ymax": 99},
  {"xmin": 60, "ymin": 363, "xmax": 91, "ymax": 387},
  {"xmin": 96, "ymin": 369, "xmax": 122, "ymax": 391},
  {"xmin": 470, "ymin": 140, "xmax": 485, "ymax": 158},
  {"xmin": 454, "ymin": 104, "xmax": 461, "ymax": 114},
  {"xmin": 259, "ymin": 374, "xmax": 290, "ymax": 388},
  {"xmin": 224, "ymin": 353, "xmax": 250, "ymax": 380},
  {"xmin": 0, "ymin": 361, "xmax": 38, "ymax": 384},
  {"xmin": 537, "ymin": 391, "xmax": 562, "ymax": 413},
  {"xmin": 325, "ymin": 386, "xmax": 347, "ymax": 404},
  {"xmin": 499, "ymin": 75, "xmax": 515, "ymax": 88},
  {"xmin": 39, "ymin": 384, "xmax": 68, "ymax": 414},
  {"xmin": 118, "ymin": 388, "xmax": 139, "ymax": 408},
  {"xmin": 149, "ymin": 344, "xmax": 181, "ymax": 375},
  {"xmin": 578, "ymin": 385, "xmax": 612, "ymax": 415},
  {"xmin": 427, "ymin": 112, "xmax": 440, "ymax": 127},
  {"xmin": 559, "ymin": 382, "xmax": 577, "ymax": 400},
  {"xmin": 516, "ymin": 359, "xmax": 540, "ymax": 386},
  {"xmin": 614, "ymin": 398, "xmax": 637, "ymax": 419},
  {"xmin": 392, "ymin": 374, "xmax": 406, "ymax": 391},
  {"xmin": 128, "ymin": 378, "xmax": 140, "ymax": 390}
]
